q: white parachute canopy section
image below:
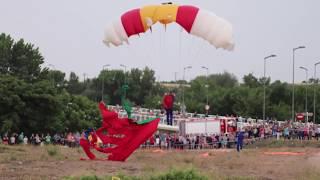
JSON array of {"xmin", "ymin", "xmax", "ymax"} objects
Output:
[
  {"xmin": 190, "ymin": 10, "xmax": 234, "ymax": 51},
  {"xmin": 103, "ymin": 20, "xmax": 128, "ymax": 47}
]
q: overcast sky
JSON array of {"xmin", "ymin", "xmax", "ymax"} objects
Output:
[{"xmin": 1, "ymin": 0, "xmax": 319, "ymax": 82}]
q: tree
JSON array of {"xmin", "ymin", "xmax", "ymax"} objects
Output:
[
  {"xmin": 0, "ymin": 34, "xmax": 101, "ymax": 134},
  {"xmin": 60, "ymin": 95, "xmax": 100, "ymax": 132},
  {"xmin": 0, "ymin": 74, "xmax": 60, "ymax": 133},
  {"xmin": 0, "ymin": 33, "xmax": 14, "ymax": 74},
  {"xmin": 0, "ymin": 75, "xmax": 26, "ymax": 132},
  {"xmin": 243, "ymin": 73, "xmax": 260, "ymax": 88},
  {"xmin": 0, "ymin": 33, "xmax": 45, "ymax": 82},
  {"xmin": 98, "ymin": 69, "xmax": 125, "ymax": 105},
  {"xmin": 127, "ymin": 67, "xmax": 156, "ymax": 105},
  {"xmin": 66, "ymin": 72, "xmax": 85, "ymax": 94},
  {"xmin": 208, "ymin": 72, "xmax": 238, "ymax": 88},
  {"xmin": 48, "ymin": 70, "xmax": 66, "ymax": 87}
]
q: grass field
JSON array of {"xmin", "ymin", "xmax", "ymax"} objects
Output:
[{"xmin": 1, "ymin": 140, "xmax": 320, "ymax": 180}]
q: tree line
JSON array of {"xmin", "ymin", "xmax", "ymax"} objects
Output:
[{"xmin": 1, "ymin": 33, "xmax": 319, "ymax": 134}]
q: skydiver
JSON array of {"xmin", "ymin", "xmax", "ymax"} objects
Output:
[{"xmin": 162, "ymin": 91, "xmax": 175, "ymax": 126}]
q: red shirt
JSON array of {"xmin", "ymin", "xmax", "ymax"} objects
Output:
[{"xmin": 162, "ymin": 94, "xmax": 174, "ymax": 109}]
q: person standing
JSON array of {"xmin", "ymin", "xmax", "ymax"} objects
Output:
[
  {"xmin": 45, "ymin": 133, "xmax": 51, "ymax": 144},
  {"xmin": 35, "ymin": 134, "xmax": 41, "ymax": 145},
  {"xmin": 3, "ymin": 135, "xmax": 9, "ymax": 145},
  {"xmin": 162, "ymin": 91, "xmax": 175, "ymax": 126},
  {"xmin": 18, "ymin": 132, "xmax": 24, "ymax": 144},
  {"xmin": 23, "ymin": 136, "xmax": 28, "ymax": 145},
  {"xmin": 236, "ymin": 130, "xmax": 244, "ymax": 152},
  {"xmin": 10, "ymin": 134, "xmax": 16, "ymax": 145}
]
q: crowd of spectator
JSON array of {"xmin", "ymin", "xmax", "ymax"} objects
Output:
[
  {"xmin": 1, "ymin": 121, "xmax": 320, "ymax": 151},
  {"xmin": 142, "ymin": 133, "xmax": 237, "ymax": 150},
  {"xmin": 141, "ymin": 121, "xmax": 320, "ymax": 150},
  {"xmin": 241, "ymin": 121, "xmax": 320, "ymax": 141},
  {"xmin": 0, "ymin": 132, "xmax": 81, "ymax": 147}
]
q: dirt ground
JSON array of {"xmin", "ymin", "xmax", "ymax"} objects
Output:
[{"xmin": 0, "ymin": 144, "xmax": 320, "ymax": 180}]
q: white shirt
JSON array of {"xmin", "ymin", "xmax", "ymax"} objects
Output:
[
  {"xmin": 10, "ymin": 136, "xmax": 15, "ymax": 144},
  {"xmin": 23, "ymin": 137, "xmax": 28, "ymax": 144}
]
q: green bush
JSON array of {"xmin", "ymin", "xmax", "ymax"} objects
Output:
[
  {"xmin": 65, "ymin": 170, "xmax": 208, "ymax": 180},
  {"xmin": 46, "ymin": 145, "xmax": 59, "ymax": 156},
  {"xmin": 80, "ymin": 176, "xmax": 99, "ymax": 180},
  {"xmin": 108, "ymin": 175, "xmax": 141, "ymax": 180},
  {"xmin": 63, "ymin": 175, "xmax": 100, "ymax": 180},
  {"xmin": 150, "ymin": 169, "xmax": 208, "ymax": 180}
]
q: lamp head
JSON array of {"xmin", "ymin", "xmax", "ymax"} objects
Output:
[
  {"xmin": 299, "ymin": 66, "xmax": 308, "ymax": 71},
  {"xmin": 201, "ymin": 66, "xmax": 208, "ymax": 70},
  {"xmin": 264, "ymin": 54, "xmax": 277, "ymax": 60},
  {"xmin": 294, "ymin": 46, "xmax": 306, "ymax": 51}
]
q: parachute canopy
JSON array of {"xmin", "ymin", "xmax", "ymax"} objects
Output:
[{"xmin": 103, "ymin": 4, "xmax": 234, "ymax": 51}]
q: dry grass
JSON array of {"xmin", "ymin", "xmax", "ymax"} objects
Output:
[{"xmin": 0, "ymin": 144, "xmax": 320, "ymax": 179}]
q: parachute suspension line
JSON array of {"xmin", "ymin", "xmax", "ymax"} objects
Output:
[
  {"xmin": 179, "ymin": 30, "xmax": 182, "ymax": 70},
  {"xmin": 146, "ymin": 6, "xmax": 159, "ymax": 68},
  {"xmin": 178, "ymin": 27, "xmax": 183, "ymax": 108},
  {"xmin": 192, "ymin": 41, "xmax": 205, "ymax": 62},
  {"xmin": 126, "ymin": 44, "xmax": 135, "ymax": 66},
  {"xmin": 146, "ymin": 29, "xmax": 156, "ymax": 70},
  {"xmin": 146, "ymin": 29, "xmax": 154, "ymax": 67},
  {"xmin": 178, "ymin": 27, "xmax": 183, "ymax": 68},
  {"xmin": 146, "ymin": 29, "xmax": 155, "ymax": 98},
  {"xmin": 126, "ymin": 40, "xmax": 141, "ymax": 67},
  {"xmin": 151, "ymin": 27, "xmax": 156, "ymax": 60},
  {"xmin": 187, "ymin": 36, "xmax": 196, "ymax": 60},
  {"xmin": 163, "ymin": 25, "xmax": 167, "ymax": 59},
  {"xmin": 154, "ymin": 24, "xmax": 162, "ymax": 83},
  {"xmin": 125, "ymin": 44, "xmax": 131, "ymax": 84},
  {"xmin": 159, "ymin": 24, "xmax": 162, "ymax": 60},
  {"xmin": 160, "ymin": 24, "xmax": 167, "ymax": 83},
  {"xmin": 148, "ymin": 26, "xmax": 157, "ymax": 73}
]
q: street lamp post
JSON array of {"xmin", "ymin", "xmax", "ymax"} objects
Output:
[
  {"xmin": 101, "ymin": 64, "xmax": 110, "ymax": 101},
  {"xmin": 174, "ymin": 72, "xmax": 178, "ymax": 82},
  {"xmin": 201, "ymin": 66, "xmax": 209, "ymax": 113},
  {"xmin": 300, "ymin": 66, "xmax": 309, "ymax": 123},
  {"xmin": 314, "ymin": 62, "xmax": 320, "ymax": 123},
  {"xmin": 201, "ymin": 66, "xmax": 209, "ymax": 135},
  {"xmin": 83, "ymin": 73, "xmax": 87, "ymax": 83},
  {"xmin": 263, "ymin": 55, "xmax": 277, "ymax": 121},
  {"xmin": 292, "ymin": 46, "xmax": 306, "ymax": 122},
  {"xmin": 182, "ymin": 66, "xmax": 192, "ymax": 116}
]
